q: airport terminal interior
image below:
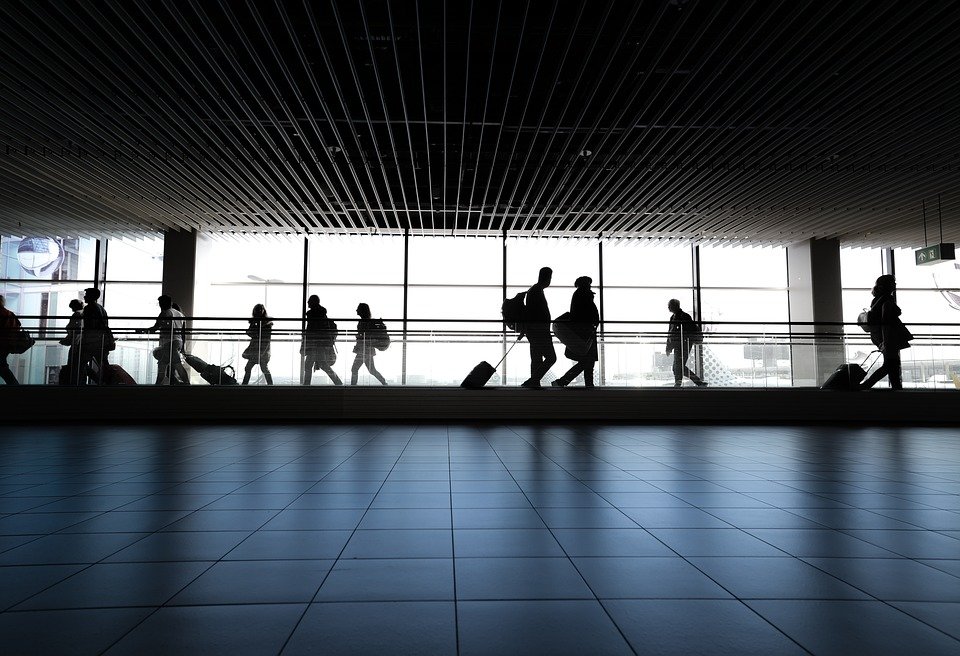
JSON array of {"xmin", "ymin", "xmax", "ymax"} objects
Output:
[{"xmin": 1, "ymin": 1, "xmax": 960, "ymax": 654}]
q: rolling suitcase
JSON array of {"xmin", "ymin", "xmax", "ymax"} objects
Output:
[
  {"xmin": 462, "ymin": 361, "xmax": 497, "ymax": 389},
  {"xmin": 184, "ymin": 353, "xmax": 239, "ymax": 385},
  {"xmin": 461, "ymin": 338, "xmax": 521, "ymax": 389},
  {"xmin": 821, "ymin": 351, "xmax": 880, "ymax": 390},
  {"xmin": 105, "ymin": 364, "xmax": 136, "ymax": 385}
]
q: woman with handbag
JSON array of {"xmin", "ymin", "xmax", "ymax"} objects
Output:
[
  {"xmin": 861, "ymin": 274, "xmax": 913, "ymax": 389},
  {"xmin": 552, "ymin": 276, "xmax": 600, "ymax": 388},
  {"xmin": 301, "ymin": 295, "xmax": 342, "ymax": 385},
  {"xmin": 0, "ymin": 294, "xmax": 22, "ymax": 385},
  {"xmin": 241, "ymin": 303, "xmax": 273, "ymax": 385}
]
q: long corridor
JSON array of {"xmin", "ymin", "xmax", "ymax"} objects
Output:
[{"xmin": 1, "ymin": 423, "xmax": 958, "ymax": 655}]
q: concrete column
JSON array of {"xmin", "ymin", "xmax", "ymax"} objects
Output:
[
  {"xmin": 161, "ymin": 229, "xmax": 198, "ymax": 316},
  {"xmin": 787, "ymin": 238, "xmax": 844, "ymax": 386}
]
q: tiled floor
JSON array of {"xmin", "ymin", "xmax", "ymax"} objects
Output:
[{"xmin": 0, "ymin": 424, "xmax": 959, "ymax": 655}]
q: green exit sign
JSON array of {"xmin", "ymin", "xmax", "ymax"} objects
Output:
[{"xmin": 915, "ymin": 243, "xmax": 956, "ymax": 266}]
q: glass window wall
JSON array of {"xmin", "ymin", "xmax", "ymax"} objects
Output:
[
  {"xmin": 407, "ymin": 236, "xmax": 502, "ymax": 385},
  {"xmin": 699, "ymin": 245, "xmax": 790, "ymax": 387},
  {"xmin": 8, "ymin": 232, "xmax": 957, "ymax": 388},
  {"xmin": 308, "ymin": 234, "xmax": 405, "ymax": 385}
]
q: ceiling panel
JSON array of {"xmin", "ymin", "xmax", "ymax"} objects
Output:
[{"xmin": 1, "ymin": 0, "xmax": 958, "ymax": 246}]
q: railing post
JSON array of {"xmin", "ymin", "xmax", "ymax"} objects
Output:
[
  {"xmin": 691, "ymin": 243, "xmax": 703, "ymax": 382},
  {"xmin": 402, "ymin": 228, "xmax": 409, "ymax": 386},
  {"xmin": 598, "ymin": 236, "xmax": 605, "ymax": 386},
  {"xmin": 502, "ymin": 228, "xmax": 508, "ymax": 385}
]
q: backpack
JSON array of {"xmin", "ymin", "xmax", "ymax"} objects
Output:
[
  {"xmin": 501, "ymin": 292, "xmax": 527, "ymax": 332},
  {"xmin": 368, "ymin": 319, "xmax": 390, "ymax": 351},
  {"xmin": 321, "ymin": 319, "xmax": 340, "ymax": 346},
  {"xmin": 856, "ymin": 308, "xmax": 871, "ymax": 333},
  {"xmin": 687, "ymin": 319, "xmax": 704, "ymax": 343}
]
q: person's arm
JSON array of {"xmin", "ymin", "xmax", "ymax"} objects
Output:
[
  {"xmin": 880, "ymin": 300, "xmax": 895, "ymax": 352},
  {"xmin": 138, "ymin": 313, "xmax": 164, "ymax": 334}
]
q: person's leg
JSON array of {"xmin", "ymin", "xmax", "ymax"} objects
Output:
[
  {"xmin": 351, "ymin": 354, "xmax": 363, "ymax": 385},
  {"xmin": 530, "ymin": 336, "xmax": 556, "ymax": 383},
  {"xmin": 170, "ymin": 347, "xmax": 189, "ymax": 384},
  {"xmin": 302, "ymin": 355, "xmax": 315, "ymax": 385},
  {"xmin": 528, "ymin": 338, "xmax": 544, "ymax": 381},
  {"xmin": 681, "ymin": 345, "xmax": 705, "ymax": 385},
  {"xmin": 261, "ymin": 361, "xmax": 273, "ymax": 385},
  {"xmin": 156, "ymin": 353, "xmax": 170, "ymax": 385},
  {"xmin": 0, "ymin": 352, "xmax": 17, "ymax": 385},
  {"xmin": 555, "ymin": 361, "xmax": 585, "ymax": 387},
  {"xmin": 886, "ymin": 349, "xmax": 902, "ymax": 389},
  {"xmin": 541, "ymin": 341, "xmax": 557, "ymax": 380},
  {"xmin": 175, "ymin": 362, "xmax": 190, "ymax": 384},
  {"xmin": 583, "ymin": 364, "xmax": 595, "ymax": 387},
  {"xmin": 320, "ymin": 364, "xmax": 343, "ymax": 385},
  {"xmin": 242, "ymin": 360, "xmax": 254, "ymax": 385},
  {"xmin": 861, "ymin": 353, "xmax": 889, "ymax": 389},
  {"xmin": 672, "ymin": 349, "xmax": 683, "ymax": 386},
  {"xmin": 365, "ymin": 355, "xmax": 387, "ymax": 385},
  {"xmin": 77, "ymin": 351, "xmax": 92, "ymax": 385}
]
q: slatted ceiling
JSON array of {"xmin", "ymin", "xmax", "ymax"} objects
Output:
[{"xmin": 1, "ymin": 2, "xmax": 959, "ymax": 246}]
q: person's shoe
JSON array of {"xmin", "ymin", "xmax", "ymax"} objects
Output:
[
  {"xmin": 521, "ymin": 379, "xmax": 542, "ymax": 389},
  {"xmin": 551, "ymin": 379, "xmax": 567, "ymax": 388},
  {"xmin": 695, "ymin": 380, "xmax": 708, "ymax": 387},
  {"xmin": 673, "ymin": 382, "xmax": 682, "ymax": 388}
]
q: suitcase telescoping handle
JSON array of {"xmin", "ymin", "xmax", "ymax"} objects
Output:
[
  {"xmin": 861, "ymin": 349, "xmax": 883, "ymax": 371},
  {"xmin": 493, "ymin": 336, "xmax": 523, "ymax": 369}
]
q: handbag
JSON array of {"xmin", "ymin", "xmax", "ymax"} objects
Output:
[
  {"xmin": 10, "ymin": 329, "xmax": 35, "ymax": 354},
  {"xmin": 104, "ymin": 328, "xmax": 117, "ymax": 352}
]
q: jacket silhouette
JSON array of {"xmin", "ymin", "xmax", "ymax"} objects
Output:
[
  {"xmin": 666, "ymin": 299, "xmax": 706, "ymax": 387},
  {"xmin": 553, "ymin": 276, "xmax": 599, "ymax": 387},
  {"xmin": 0, "ymin": 295, "xmax": 21, "ymax": 385},
  {"xmin": 521, "ymin": 267, "xmax": 557, "ymax": 389},
  {"xmin": 861, "ymin": 275, "xmax": 912, "ymax": 389},
  {"xmin": 242, "ymin": 304, "xmax": 273, "ymax": 385},
  {"xmin": 350, "ymin": 302, "xmax": 387, "ymax": 385},
  {"xmin": 302, "ymin": 295, "xmax": 342, "ymax": 385}
]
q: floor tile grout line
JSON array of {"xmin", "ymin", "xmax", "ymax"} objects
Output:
[
  {"xmin": 447, "ymin": 425, "xmax": 462, "ymax": 656},
  {"xmin": 87, "ymin": 425, "xmax": 380, "ymax": 656},
  {"xmin": 275, "ymin": 424, "xmax": 419, "ymax": 656},
  {"xmin": 2, "ymin": 426, "xmax": 359, "ymax": 611},
  {"xmin": 498, "ymin": 424, "xmax": 817, "ymax": 656},
  {"xmin": 1, "ymin": 426, "xmax": 321, "ymax": 525},
  {"xmin": 557, "ymin": 429, "xmax": 960, "ymax": 645},
  {"xmin": 479, "ymin": 425, "xmax": 641, "ymax": 656},
  {"xmin": 2, "ymin": 424, "xmax": 959, "ymax": 652}
]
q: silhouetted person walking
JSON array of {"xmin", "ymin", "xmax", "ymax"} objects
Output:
[
  {"xmin": 351, "ymin": 302, "xmax": 387, "ymax": 385},
  {"xmin": 522, "ymin": 267, "xmax": 557, "ymax": 389},
  {"xmin": 241, "ymin": 304, "xmax": 273, "ymax": 385},
  {"xmin": 139, "ymin": 295, "xmax": 189, "ymax": 385},
  {"xmin": 302, "ymin": 295, "xmax": 342, "ymax": 385},
  {"xmin": 0, "ymin": 294, "xmax": 21, "ymax": 385},
  {"xmin": 60, "ymin": 298, "xmax": 84, "ymax": 384},
  {"xmin": 553, "ymin": 276, "xmax": 599, "ymax": 388},
  {"xmin": 666, "ymin": 298, "xmax": 706, "ymax": 388},
  {"xmin": 79, "ymin": 288, "xmax": 111, "ymax": 385},
  {"xmin": 861, "ymin": 274, "xmax": 912, "ymax": 389}
]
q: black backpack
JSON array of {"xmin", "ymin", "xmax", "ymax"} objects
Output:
[
  {"xmin": 368, "ymin": 319, "xmax": 390, "ymax": 351},
  {"xmin": 321, "ymin": 319, "xmax": 340, "ymax": 346},
  {"xmin": 687, "ymin": 318, "xmax": 704, "ymax": 343},
  {"xmin": 502, "ymin": 292, "xmax": 527, "ymax": 332}
]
